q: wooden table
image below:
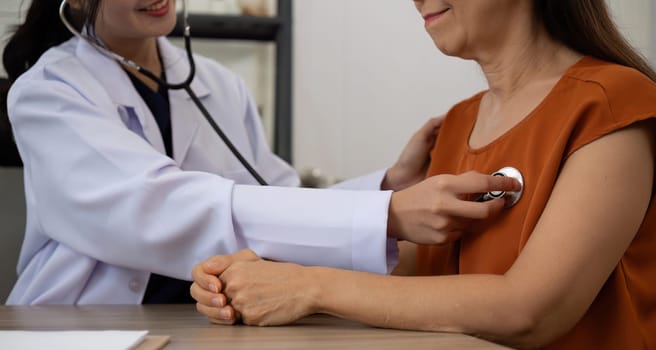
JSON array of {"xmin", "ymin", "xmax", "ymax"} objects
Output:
[{"xmin": 0, "ymin": 305, "xmax": 511, "ymax": 349}]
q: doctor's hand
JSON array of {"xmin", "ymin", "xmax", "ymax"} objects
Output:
[
  {"xmin": 387, "ymin": 171, "xmax": 521, "ymax": 244},
  {"xmin": 382, "ymin": 116, "xmax": 444, "ymax": 191},
  {"xmin": 190, "ymin": 249, "xmax": 260, "ymax": 325}
]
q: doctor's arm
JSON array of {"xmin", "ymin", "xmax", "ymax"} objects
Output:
[{"xmin": 194, "ymin": 123, "xmax": 654, "ymax": 348}]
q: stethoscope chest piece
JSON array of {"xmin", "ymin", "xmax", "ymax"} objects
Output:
[{"xmin": 478, "ymin": 166, "xmax": 524, "ymax": 208}]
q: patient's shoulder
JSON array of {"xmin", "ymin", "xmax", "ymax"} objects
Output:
[
  {"xmin": 566, "ymin": 57, "xmax": 656, "ymax": 118},
  {"xmin": 567, "ymin": 57, "xmax": 656, "ymax": 102}
]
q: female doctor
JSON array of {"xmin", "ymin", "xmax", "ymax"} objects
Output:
[{"xmin": 3, "ymin": 0, "xmax": 518, "ymax": 305}]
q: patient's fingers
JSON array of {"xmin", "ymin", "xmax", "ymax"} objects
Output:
[
  {"xmin": 231, "ymin": 248, "xmax": 260, "ymax": 262},
  {"xmin": 192, "ymin": 250, "xmax": 261, "ymax": 294},
  {"xmin": 192, "ymin": 261, "xmax": 223, "ymax": 293},
  {"xmin": 201, "ymin": 256, "xmax": 233, "ymax": 276},
  {"xmin": 190, "ymin": 282, "xmax": 226, "ymax": 307},
  {"xmin": 196, "ymin": 302, "xmax": 237, "ymax": 325}
]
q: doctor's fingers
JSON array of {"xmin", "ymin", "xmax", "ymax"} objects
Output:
[
  {"xmin": 406, "ymin": 116, "xmax": 444, "ymax": 156},
  {"xmin": 441, "ymin": 195, "xmax": 507, "ymax": 220},
  {"xmin": 196, "ymin": 302, "xmax": 238, "ymax": 325},
  {"xmin": 421, "ymin": 220, "xmax": 467, "ymax": 244},
  {"xmin": 430, "ymin": 171, "xmax": 521, "ymax": 196},
  {"xmin": 417, "ymin": 116, "xmax": 445, "ymax": 137}
]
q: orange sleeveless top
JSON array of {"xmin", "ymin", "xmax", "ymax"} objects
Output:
[{"xmin": 417, "ymin": 57, "xmax": 656, "ymax": 349}]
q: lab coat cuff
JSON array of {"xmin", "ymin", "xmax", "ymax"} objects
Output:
[
  {"xmin": 331, "ymin": 169, "xmax": 387, "ymax": 191},
  {"xmin": 351, "ymin": 190, "xmax": 396, "ymax": 275},
  {"xmin": 386, "ymin": 237, "xmax": 400, "ymax": 275}
]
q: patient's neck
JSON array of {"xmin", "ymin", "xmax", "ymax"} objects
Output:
[
  {"xmin": 467, "ymin": 29, "xmax": 583, "ymax": 149},
  {"xmin": 478, "ymin": 30, "xmax": 581, "ymax": 103}
]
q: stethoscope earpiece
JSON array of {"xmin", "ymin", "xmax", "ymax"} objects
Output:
[{"xmin": 476, "ymin": 166, "xmax": 524, "ymax": 208}]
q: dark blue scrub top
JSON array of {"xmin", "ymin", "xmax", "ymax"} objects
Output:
[{"xmin": 127, "ymin": 70, "xmax": 195, "ymax": 304}]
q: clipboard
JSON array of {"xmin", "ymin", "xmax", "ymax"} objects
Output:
[{"xmin": 135, "ymin": 335, "xmax": 171, "ymax": 350}]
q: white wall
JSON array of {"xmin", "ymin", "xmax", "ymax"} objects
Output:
[
  {"xmin": 293, "ymin": 0, "xmax": 656, "ymax": 180},
  {"xmin": 293, "ymin": 0, "xmax": 485, "ymax": 179},
  {"xmin": 607, "ymin": 0, "xmax": 654, "ymax": 64}
]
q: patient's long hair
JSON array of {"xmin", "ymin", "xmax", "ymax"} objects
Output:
[
  {"xmin": 3, "ymin": 0, "xmax": 102, "ymax": 82},
  {"xmin": 534, "ymin": 0, "xmax": 656, "ymax": 82}
]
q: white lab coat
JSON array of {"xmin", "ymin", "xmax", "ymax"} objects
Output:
[{"xmin": 6, "ymin": 37, "xmax": 396, "ymax": 305}]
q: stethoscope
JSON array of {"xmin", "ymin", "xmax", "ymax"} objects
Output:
[
  {"xmin": 476, "ymin": 167, "xmax": 524, "ymax": 208},
  {"xmin": 58, "ymin": 0, "xmax": 268, "ymax": 185}
]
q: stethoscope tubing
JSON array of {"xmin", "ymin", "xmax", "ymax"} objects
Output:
[{"xmin": 58, "ymin": 0, "xmax": 268, "ymax": 185}]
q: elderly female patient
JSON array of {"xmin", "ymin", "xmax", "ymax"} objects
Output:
[{"xmin": 190, "ymin": 0, "xmax": 656, "ymax": 348}]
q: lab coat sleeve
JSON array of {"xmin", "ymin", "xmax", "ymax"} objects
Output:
[
  {"xmin": 232, "ymin": 185, "xmax": 394, "ymax": 274},
  {"xmin": 329, "ymin": 169, "xmax": 399, "ymax": 272},
  {"xmin": 330, "ymin": 169, "xmax": 388, "ymax": 190}
]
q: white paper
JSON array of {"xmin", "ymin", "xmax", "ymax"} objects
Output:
[{"xmin": 0, "ymin": 330, "xmax": 148, "ymax": 350}]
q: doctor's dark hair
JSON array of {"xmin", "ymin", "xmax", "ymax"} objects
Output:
[
  {"xmin": 2, "ymin": 0, "xmax": 102, "ymax": 82},
  {"xmin": 534, "ymin": 0, "xmax": 656, "ymax": 82}
]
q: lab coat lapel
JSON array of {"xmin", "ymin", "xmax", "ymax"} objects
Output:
[
  {"xmin": 76, "ymin": 38, "xmax": 168, "ymax": 155},
  {"xmin": 158, "ymin": 38, "xmax": 208, "ymax": 164}
]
